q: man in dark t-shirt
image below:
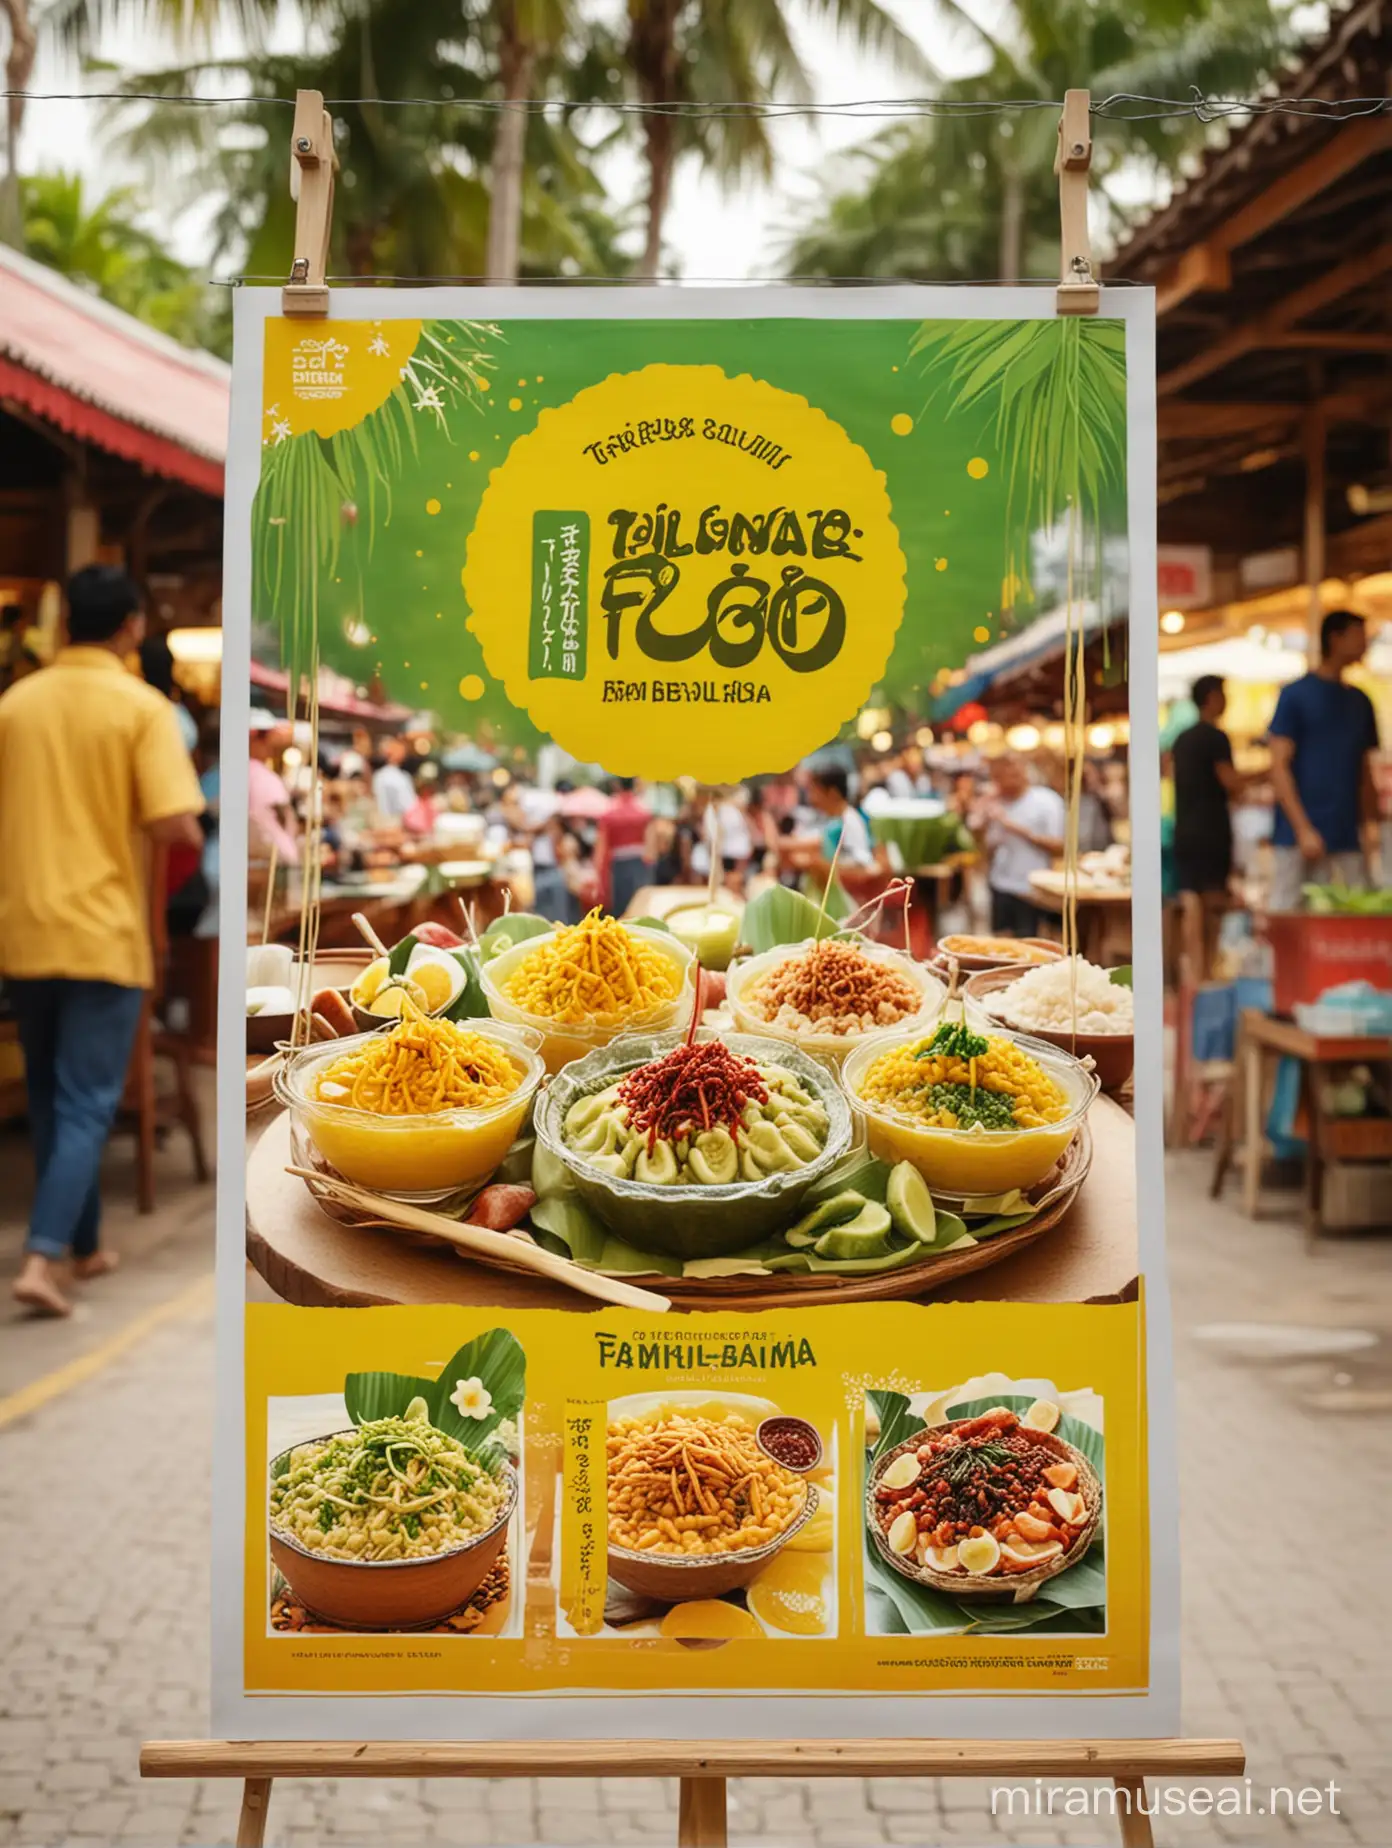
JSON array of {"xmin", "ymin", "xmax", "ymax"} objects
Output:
[
  {"xmin": 1268, "ymin": 608, "xmax": 1380, "ymax": 910},
  {"xmin": 1173, "ymin": 675, "xmax": 1247, "ymax": 973}
]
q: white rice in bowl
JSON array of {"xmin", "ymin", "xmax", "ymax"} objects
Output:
[{"xmin": 989, "ymin": 956, "xmax": 1133, "ymax": 1035}]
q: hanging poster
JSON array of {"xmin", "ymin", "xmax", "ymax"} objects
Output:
[{"xmin": 216, "ymin": 288, "xmax": 1176, "ymax": 1741}]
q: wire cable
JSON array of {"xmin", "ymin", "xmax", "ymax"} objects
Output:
[{"xmin": 4, "ymin": 87, "xmax": 1391, "ymax": 121}]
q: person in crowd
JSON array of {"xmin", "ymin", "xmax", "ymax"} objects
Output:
[
  {"xmin": 1172, "ymin": 675, "xmax": 1252, "ymax": 973},
  {"xmin": 690, "ymin": 786, "xmax": 755, "ymax": 893},
  {"xmin": 372, "ymin": 736, "xmax": 416, "ymax": 825},
  {"xmin": 780, "ymin": 764, "xmax": 877, "ymax": 881},
  {"xmin": 0, "ymin": 566, "xmax": 204, "ymax": 1318},
  {"xmin": 1077, "ymin": 758, "xmax": 1115, "ymax": 856},
  {"xmin": 248, "ymin": 712, "xmax": 299, "ymax": 865},
  {"xmin": 1268, "ymin": 609, "xmax": 1381, "ymax": 909},
  {"xmin": 882, "ymin": 752, "xmax": 918, "ymax": 800},
  {"xmin": 137, "ymin": 634, "xmax": 206, "ymax": 934},
  {"xmin": 402, "ymin": 771, "xmax": 439, "ymax": 837},
  {"xmin": 595, "ymin": 778, "xmax": 653, "ymax": 915},
  {"xmin": 978, "ymin": 752, "xmax": 1066, "ymax": 937}
]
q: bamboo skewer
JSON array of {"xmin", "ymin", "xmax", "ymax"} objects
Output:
[
  {"xmin": 261, "ymin": 842, "xmax": 279, "ymax": 946},
  {"xmin": 284, "ymin": 1167, "xmax": 672, "ymax": 1312}
]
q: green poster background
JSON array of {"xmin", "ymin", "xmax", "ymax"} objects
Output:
[{"xmin": 254, "ymin": 316, "xmax": 1127, "ymax": 757}]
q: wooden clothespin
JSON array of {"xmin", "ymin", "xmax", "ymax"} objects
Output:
[
  {"xmin": 283, "ymin": 89, "xmax": 336, "ymax": 317},
  {"xmin": 1055, "ymin": 89, "xmax": 1100, "ymax": 316}
]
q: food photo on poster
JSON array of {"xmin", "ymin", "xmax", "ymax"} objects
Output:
[{"xmin": 218, "ymin": 287, "xmax": 1169, "ymax": 1738}]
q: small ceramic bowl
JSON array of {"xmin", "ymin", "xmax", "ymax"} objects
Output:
[
  {"xmin": 964, "ymin": 966, "xmax": 1134, "ymax": 1094},
  {"xmin": 268, "ymin": 1445, "xmax": 517, "ymax": 1630},
  {"xmin": 755, "ymin": 1415, "xmax": 824, "ymax": 1475},
  {"xmin": 727, "ymin": 938, "xmax": 945, "ymax": 1070}
]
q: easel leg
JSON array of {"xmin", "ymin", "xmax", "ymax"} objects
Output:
[
  {"xmin": 1113, "ymin": 1775, "xmax": 1154, "ymax": 1847},
  {"xmin": 236, "ymin": 1777, "xmax": 273, "ymax": 1848},
  {"xmin": 677, "ymin": 1776, "xmax": 727, "ymax": 1848}
]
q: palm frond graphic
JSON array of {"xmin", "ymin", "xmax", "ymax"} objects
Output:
[
  {"xmin": 251, "ymin": 319, "xmax": 502, "ymax": 697},
  {"xmin": 909, "ymin": 317, "xmax": 1126, "ymax": 612}
]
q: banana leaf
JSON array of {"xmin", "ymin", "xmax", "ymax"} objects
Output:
[
  {"xmin": 479, "ymin": 913, "xmax": 553, "ymax": 964},
  {"xmin": 343, "ymin": 1328, "xmax": 526, "ymax": 1456},
  {"xmin": 740, "ymin": 884, "xmax": 840, "ymax": 955},
  {"xmin": 868, "ymin": 1388, "xmax": 922, "ymax": 1464},
  {"xmin": 386, "ymin": 932, "xmax": 416, "ymax": 977},
  {"xmin": 967, "ymin": 1211, "xmax": 1038, "ymax": 1239},
  {"xmin": 806, "ymin": 1154, "xmax": 895, "ymax": 1205},
  {"xmin": 528, "ymin": 1196, "xmax": 682, "ymax": 1277}
]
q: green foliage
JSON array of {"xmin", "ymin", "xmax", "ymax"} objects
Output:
[
  {"xmin": 17, "ymin": 169, "xmax": 223, "ymax": 352},
  {"xmin": 739, "ymin": 884, "xmax": 841, "ymax": 955},
  {"xmin": 344, "ymin": 1329, "xmax": 527, "ymax": 1459},
  {"xmin": 785, "ymin": 0, "xmax": 1293, "ymax": 285}
]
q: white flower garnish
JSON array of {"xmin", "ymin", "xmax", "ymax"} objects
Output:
[
  {"xmin": 449, "ymin": 1376, "xmax": 492, "ymax": 1420},
  {"xmin": 413, "ymin": 384, "xmax": 444, "ymax": 413}
]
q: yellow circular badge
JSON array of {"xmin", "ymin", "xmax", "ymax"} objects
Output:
[
  {"xmin": 262, "ymin": 319, "xmax": 422, "ymax": 441},
  {"xmin": 463, "ymin": 364, "xmax": 906, "ymax": 782}
]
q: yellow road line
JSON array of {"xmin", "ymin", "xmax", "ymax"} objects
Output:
[{"xmin": 0, "ymin": 1272, "xmax": 216, "ymax": 1432}]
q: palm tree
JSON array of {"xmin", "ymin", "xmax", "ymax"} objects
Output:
[
  {"xmin": 786, "ymin": 0, "xmax": 1292, "ymax": 283},
  {"xmin": 1, "ymin": 0, "xmax": 36, "ymax": 242},
  {"xmin": 19, "ymin": 167, "xmax": 216, "ymax": 345},
  {"xmin": 623, "ymin": 0, "xmax": 929, "ymax": 279},
  {"xmin": 106, "ymin": 3, "xmax": 632, "ymax": 290}
]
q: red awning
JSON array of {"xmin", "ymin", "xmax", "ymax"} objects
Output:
[
  {"xmin": 0, "ymin": 245, "xmax": 229, "ymax": 497},
  {"xmin": 250, "ymin": 659, "xmax": 412, "ymax": 722}
]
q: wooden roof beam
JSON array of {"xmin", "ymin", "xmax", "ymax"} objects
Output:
[
  {"xmin": 1267, "ymin": 331, "xmax": 1392, "ymax": 354},
  {"xmin": 1158, "ymin": 243, "xmax": 1392, "ymax": 394},
  {"xmin": 1153, "ymin": 117, "xmax": 1392, "ymax": 315}
]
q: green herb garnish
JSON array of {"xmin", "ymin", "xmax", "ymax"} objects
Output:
[
  {"xmin": 924, "ymin": 1082, "xmax": 1018, "ymax": 1129},
  {"xmin": 941, "ymin": 1439, "xmax": 1014, "ymax": 1485},
  {"xmin": 921, "ymin": 1021, "xmax": 990, "ymax": 1062}
]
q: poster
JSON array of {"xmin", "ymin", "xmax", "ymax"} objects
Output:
[{"xmin": 216, "ymin": 288, "xmax": 1176, "ymax": 1740}]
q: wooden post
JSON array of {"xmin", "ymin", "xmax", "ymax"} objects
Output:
[
  {"xmin": 235, "ymin": 1777, "xmax": 273, "ymax": 1848},
  {"xmin": 1302, "ymin": 390, "xmax": 1326, "ymax": 665},
  {"xmin": 1056, "ymin": 90, "xmax": 1100, "ymax": 316},
  {"xmin": 283, "ymin": 90, "xmax": 336, "ymax": 318},
  {"xmin": 677, "ymin": 1776, "xmax": 727, "ymax": 1847},
  {"xmin": 1114, "ymin": 1775, "xmax": 1155, "ymax": 1847}
]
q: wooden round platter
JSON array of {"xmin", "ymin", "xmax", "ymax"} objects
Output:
[{"xmin": 250, "ymin": 1108, "xmax": 1100, "ymax": 1312}]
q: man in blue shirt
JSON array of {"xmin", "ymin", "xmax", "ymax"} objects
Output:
[{"xmin": 1267, "ymin": 609, "xmax": 1380, "ymax": 911}]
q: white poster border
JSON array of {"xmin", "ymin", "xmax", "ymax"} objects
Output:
[{"xmin": 212, "ymin": 283, "xmax": 1178, "ymax": 1742}]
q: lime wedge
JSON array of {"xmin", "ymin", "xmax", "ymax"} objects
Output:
[{"xmin": 887, "ymin": 1162, "xmax": 937, "ymax": 1245}]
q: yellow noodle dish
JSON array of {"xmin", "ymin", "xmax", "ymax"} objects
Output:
[
  {"xmin": 481, "ymin": 909, "xmax": 695, "ymax": 1073},
  {"xmin": 842, "ymin": 1020, "xmax": 1095, "ymax": 1196},
  {"xmin": 277, "ymin": 1008, "xmax": 544, "ymax": 1198}
]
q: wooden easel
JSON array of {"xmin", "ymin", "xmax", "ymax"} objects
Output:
[
  {"xmin": 141, "ymin": 1738, "xmax": 1245, "ymax": 1848},
  {"xmin": 162, "ymin": 83, "xmax": 1240, "ymax": 1848}
]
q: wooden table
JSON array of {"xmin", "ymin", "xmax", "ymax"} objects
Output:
[
  {"xmin": 1029, "ymin": 873, "xmax": 1132, "ymax": 964},
  {"xmin": 1211, "ymin": 1009, "xmax": 1392, "ymax": 1238},
  {"xmin": 245, "ymin": 1094, "xmax": 1138, "ymax": 1309}
]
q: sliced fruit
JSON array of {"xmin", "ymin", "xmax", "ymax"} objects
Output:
[
  {"xmin": 365, "ymin": 978, "xmax": 428, "ymax": 1019},
  {"xmin": 405, "ymin": 941, "xmax": 468, "ymax": 1013},
  {"xmin": 350, "ymin": 955, "xmax": 391, "ymax": 1007},
  {"xmin": 785, "ymin": 1191, "xmax": 868, "ymax": 1247},
  {"xmin": 1022, "ymin": 1399, "xmax": 1061, "ymax": 1432},
  {"xmin": 925, "ymin": 1544, "xmax": 961, "ymax": 1573},
  {"xmin": 887, "ymin": 1510, "xmax": 919, "ymax": 1556},
  {"xmin": 747, "ymin": 1552, "xmax": 831, "ymax": 1636},
  {"xmin": 1043, "ymin": 1461, "xmax": 1078, "ymax": 1490},
  {"xmin": 1013, "ymin": 1509, "xmax": 1055, "ymax": 1542},
  {"xmin": 813, "ymin": 1201, "xmax": 894, "ymax": 1260},
  {"xmin": 887, "ymin": 1161, "xmax": 936, "ymax": 1244},
  {"xmin": 956, "ymin": 1533, "xmax": 1001, "ymax": 1575},
  {"xmin": 659, "ymin": 1600, "xmax": 763, "ymax": 1641},
  {"xmin": 1001, "ymin": 1538, "xmax": 1063, "ymax": 1571},
  {"xmin": 879, "ymin": 1453, "xmax": 922, "ymax": 1492},
  {"xmin": 1046, "ymin": 1487, "xmax": 1088, "ymax": 1527}
]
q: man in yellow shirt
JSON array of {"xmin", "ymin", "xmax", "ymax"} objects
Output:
[{"xmin": 0, "ymin": 566, "xmax": 205, "ymax": 1317}]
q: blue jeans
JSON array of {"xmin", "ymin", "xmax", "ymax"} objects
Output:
[{"xmin": 8, "ymin": 978, "xmax": 145, "ymax": 1261}]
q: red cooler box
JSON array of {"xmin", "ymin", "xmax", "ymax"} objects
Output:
[{"xmin": 1267, "ymin": 912, "xmax": 1392, "ymax": 1015}]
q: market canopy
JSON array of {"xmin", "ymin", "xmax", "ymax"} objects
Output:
[{"xmin": 0, "ymin": 244, "xmax": 229, "ymax": 497}]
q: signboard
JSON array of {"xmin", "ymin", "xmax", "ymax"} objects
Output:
[
  {"xmin": 1156, "ymin": 543, "xmax": 1212, "ymax": 609},
  {"xmin": 216, "ymin": 288, "xmax": 1176, "ymax": 1742}
]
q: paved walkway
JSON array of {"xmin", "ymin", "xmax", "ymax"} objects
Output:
[{"xmin": 2, "ymin": 1130, "xmax": 1390, "ymax": 1847}]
